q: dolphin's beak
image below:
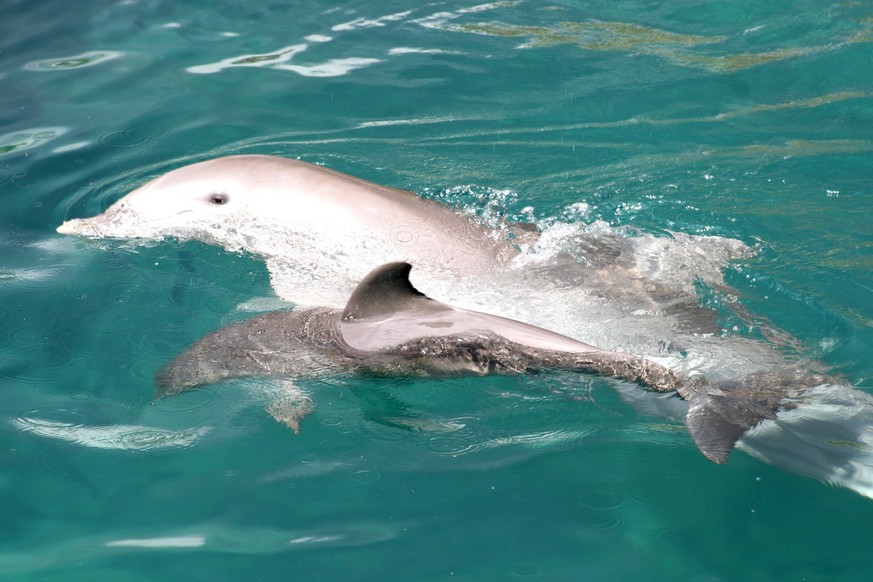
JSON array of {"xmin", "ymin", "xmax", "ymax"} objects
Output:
[
  {"xmin": 57, "ymin": 216, "xmax": 102, "ymax": 237},
  {"xmin": 57, "ymin": 206, "xmax": 175, "ymax": 239},
  {"xmin": 56, "ymin": 202, "xmax": 143, "ymax": 238},
  {"xmin": 56, "ymin": 219, "xmax": 80, "ymax": 235}
]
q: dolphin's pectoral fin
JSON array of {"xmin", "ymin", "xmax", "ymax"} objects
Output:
[
  {"xmin": 682, "ymin": 377, "xmax": 782, "ymax": 463},
  {"xmin": 265, "ymin": 381, "xmax": 314, "ymax": 434}
]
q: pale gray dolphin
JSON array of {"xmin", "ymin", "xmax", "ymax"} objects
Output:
[
  {"xmin": 156, "ymin": 262, "xmax": 830, "ymax": 463},
  {"xmin": 57, "ymin": 155, "xmax": 523, "ymax": 305},
  {"xmin": 54, "ymin": 154, "xmax": 750, "ymax": 340}
]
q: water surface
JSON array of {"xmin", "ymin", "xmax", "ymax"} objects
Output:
[{"xmin": 3, "ymin": 1, "xmax": 873, "ymax": 580}]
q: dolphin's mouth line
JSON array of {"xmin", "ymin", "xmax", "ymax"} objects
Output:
[{"xmin": 57, "ymin": 209, "xmax": 180, "ymax": 235}]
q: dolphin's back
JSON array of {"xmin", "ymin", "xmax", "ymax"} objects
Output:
[{"xmin": 340, "ymin": 262, "xmax": 604, "ymax": 354}]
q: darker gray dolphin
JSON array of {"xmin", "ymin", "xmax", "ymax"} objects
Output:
[{"xmin": 157, "ymin": 262, "xmax": 830, "ymax": 463}]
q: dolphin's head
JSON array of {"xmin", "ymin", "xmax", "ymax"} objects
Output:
[{"xmin": 56, "ymin": 156, "xmax": 279, "ymax": 241}]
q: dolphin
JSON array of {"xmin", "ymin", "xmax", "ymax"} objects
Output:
[
  {"xmin": 55, "ymin": 154, "xmax": 750, "ymax": 338},
  {"xmin": 57, "ymin": 155, "xmax": 524, "ymax": 306},
  {"xmin": 54, "ymin": 156, "xmax": 873, "ymax": 496},
  {"xmin": 156, "ymin": 262, "xmax": 829, "ymax": 464}
]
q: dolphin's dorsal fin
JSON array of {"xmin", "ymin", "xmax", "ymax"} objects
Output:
[{"xmin": 342, "ymin": 262, "xmax": 431, "ymax": 321}]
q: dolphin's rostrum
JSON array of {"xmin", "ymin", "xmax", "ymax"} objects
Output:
[{"xmin": 157, "ymin": 262, "xmax": 829, "ymax": 463}]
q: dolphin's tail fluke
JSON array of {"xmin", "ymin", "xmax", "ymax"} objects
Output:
[
  {"xmin": 680, "ymin": 370, "xmax": 832, "ymax": 463},
  {"xmin": 685, "ymin": 384, "xmax": 779, "ymax": 463},
  {"xmin": 543, "ymin": 347, "xmax": 823, "ymax": 464}
]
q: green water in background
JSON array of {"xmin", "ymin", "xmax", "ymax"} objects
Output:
[{"xmin": 2, "ymin": 0, "xmax": 873, "ymax": 579}]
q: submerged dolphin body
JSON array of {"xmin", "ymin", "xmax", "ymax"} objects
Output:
[{"xmin": 157, "ymin": 262, "xmax": 828, "ymax": 464}]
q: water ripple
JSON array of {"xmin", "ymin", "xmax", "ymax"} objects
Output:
[
  {"xmin": 12, "ymin": 415, "xmax": 209, "ymax": 451},
  {"xmin": 425, "ymin": 428, "xmax": 592, "ymax": 457},
  {"xmin": 99, "ymin": 126, "xmax": 168, "ymax": 148},
  {"xmin": 0, "ymin": 266, "xmax": 68, "ymax": 289},
  {"xmin": 24, "ymin": 51, "xmax": 123, "ymax": 71},
  {"xmin": 0, "ymin": 354, "xmax": 91, "ymax": 386},
  {"xmin": 3, "ymin": 323, "xmax": 51, "ymax": 357},
  {"xmin": 573, "ymin": 489, "xmax": 628, "ymax": 531},
  {"xmin": 187, "ymin": 42, "xmax": 382, "ymax": 77},
  {"xmin": 349, "ymin": 469, "xmax": 382, "ymax": 484},
  {"xmin": 425, "ymin": 11, "xmax": 873, "ymax": 72},
  {"xmin": 149, "ymin": 388, "xmax": 219, "ymax": 415},
  {"xmin": 508, "ymin": 562, "xmax": 544, "ymax": 578},
  {"xmin": 331, "ymin": 10, "xmax": 413, "ymax": 32},
  {"xmin": 0, "ymin": 127, "xmax": 67, "ymax": 157}
]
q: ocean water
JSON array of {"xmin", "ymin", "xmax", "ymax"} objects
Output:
[{"xmin": 3, "ymin": 0, "xmax": 873, "ymax": 580}]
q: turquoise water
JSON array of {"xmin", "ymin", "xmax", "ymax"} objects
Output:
[{"xmin": 3, "ymin": 0, "xmax": 873, "ymax": 579}]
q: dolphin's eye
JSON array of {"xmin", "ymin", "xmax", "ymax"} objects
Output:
[{"xmin": 209, "ymin": 193, "xmax": 229, "ymax": 205}]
